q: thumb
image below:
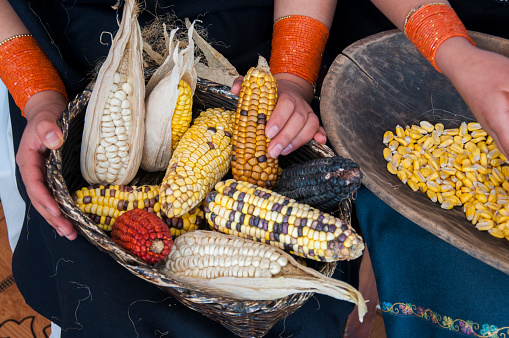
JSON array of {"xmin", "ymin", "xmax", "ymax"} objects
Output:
[
  {"xmin": 37, "ymin": 119, "xmax": 64, "ymax": 150},
  {"xmin": 230, "ymin": 76, "xmax": 244, "ymax": 96}
]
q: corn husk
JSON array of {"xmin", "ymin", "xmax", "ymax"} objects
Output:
[
  {"xmin": 162, "ymin": 230, "xmax": 367, "ymax": 322},
  {"xmin": 186, "ymin": 18, "xmax": 239, "ymax": 87},
  {"xmin": 80, "ymin": 0, "xmax": 145, "ymax": 185},
  {"xmin": 141, "ymin": 21, "xmax": 197, "ymax": 172}
]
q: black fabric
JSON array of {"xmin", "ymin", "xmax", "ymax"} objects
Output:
[
  {"xmin": 8, "ymin": 0, "xmax": 275, "ymax": 99},
  {"xmin": 329, "ymin": 0, "xmax": 509, "ymax": 57},
  {"xmin": 8, "ymin": 1, "xmax": 358, "ymax": 337}
]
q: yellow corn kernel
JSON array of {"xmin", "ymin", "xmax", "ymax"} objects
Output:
[
  {"xmin": 458, "ymin": 122, "xmax": 468, "ymax": 137},
  {"xmin": 491, "ymin": 159, "xmax": 506, "ymax": 167},
  {"xmin": 397, "ymin": 170, "xmax": 408, "ymax": 183},
  {"xmin": 444, "ymin": 128, "xmax": 459, "ymax": 136},
  {"xmin": 420, "ymin": 121, "xmax": 435, "ymax": 133},
  {"xmin": 465, "ymin": 204, "xmax": 476, "ymax": 221},
  {"xmin": 409, "ymin": 129, "xmax": 423, "ymax": 140},
  {"xmin": 449, "ymin": 143, "xmax": 464, "ymax": 155},
  {"xmin": 388, "ymin": 140, "xmax": 399, "ymax": 152},
  {"xmin": 426, "ymin": 181, "xmax": 440, "ymax": 192},
  {"xmin": 394, "ymin": 136, "xmax": 409, "ymax": 147},
  {"xmin": 476, "ymin": 220, "xmax": 494, "ymax": 231},
  {"xmin": 395, "ymin": 125, "xmax": 405, "ymax": 138},
  {"xmin": 489, "ymin": 228, "xmax": 505, "ymax": 238},
  {"xmin": 427, "ymin": 190, "xmax": 438, "ymax": 202},
  {"xmin": 459, "ymin": 193, "xmax": 473, "ymax": 204},
  {"xmin": 434, "ymin": 123, "xmax": 445, "ymax": 135},
  {"xmin": 407, "ymin": 179, "xmax": 419, "ymax": 192},
  {"xmin": 471, "ymin": 130, "xmax": 488, "ymax": 138},
  {"xmin": 467, "ymin": 122, "xmax": 482, "ymax": 131},
  {"xmin": 383, "ymin": 131, "xmax": 394, "ymax": 144},
  {"xmin": 418, "ymin": 182, "xmax": 428, "ymax": 192},
  {"xmin": 478, "ymin": 142, "xmax": 489, "ymax": 153},
  {"xmin": 422, "ymin": 136, "xmax": 435, "ymax": 149},
  {"xmin": 387, "ymin": 162, "xmax": 398, "ymax": 175},
  {"xmin": 383, "ymin": 147, "xmax": 393, "ymax": 162}
]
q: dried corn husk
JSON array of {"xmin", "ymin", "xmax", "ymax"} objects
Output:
[
  {"xmin": 162, "ymin": 230, "xmax": 367, "ymax": 322},
  {"xmin": 186, "ymin": 18, "xmax": 239, "ymax": 87},
  {"xmin": 141, "ymin": 21, "xmax": 198, "ymax": 172},
  {"xmin": 80, "ymin": 0, "xmax": 145, "ymax": 185}
]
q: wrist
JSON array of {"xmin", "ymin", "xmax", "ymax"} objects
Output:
[
  {"xmin": 24, "ymin": 90, "xmax": 68, "ymax": 122},
  {"xmin": 273, "ymin": 73, "xmax": 315, "ymax": 103},
  {"xmin": 435, "ymin": 36, "xmax": 478, "ymax": 78}
]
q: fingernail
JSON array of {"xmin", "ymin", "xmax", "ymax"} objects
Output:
[
  {"xmin": 56, "ymin": 227, "xmax": 64, "ymax": 237},
  {"xmin": 269, "ymin": 143, "xmax": 283, "ymax": 158},
  {"xmin": 45, "ymin": 131, "xmax": 61, "ymax": 148},
  {"xmin": 266, "ymin": 126, "xmax": 279, "ymax": 139},
  {"xmin": 281, "ymin": 144, "xmax": 293, "ymax": 155}
]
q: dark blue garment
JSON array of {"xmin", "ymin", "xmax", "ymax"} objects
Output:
[{"xmin": 355, "ymin": 186, "xmax": 509, "ymax": 337}]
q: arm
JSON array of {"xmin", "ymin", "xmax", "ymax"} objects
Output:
[
  {"xmin": 0, "ymin": 0, "xmax": 77, "ymax": 239},
  {"xmin": 267, "ymin": 0, "xmax": 336, "ymax": 157},
  {"xmin": 232, "ymin": 0, "xmax": 337, "ymax": 158},
  {"xmin": 371, "ymin": 0, "xmax": 509, "ymax": 158}
]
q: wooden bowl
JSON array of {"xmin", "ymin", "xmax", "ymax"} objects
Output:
[{"xmin": 320, "ymin": 30, "xmax": 509, "ymax": 275}]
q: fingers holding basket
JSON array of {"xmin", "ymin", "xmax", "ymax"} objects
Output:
[{"xmin": 16, "ymin": 90, "xmax": 78, "ymax": 240}]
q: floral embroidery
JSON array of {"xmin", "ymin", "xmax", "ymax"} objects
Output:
[{"xmin": 380, "ymin": 302, "xmax": 509, "ymax": 337}]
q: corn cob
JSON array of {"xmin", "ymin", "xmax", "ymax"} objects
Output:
[
  {"xmin": 162, "ymin": 230, "xmax": 367, "ymax": 322},
  {"xmin": 81, "ymin": 0, "xmax": 145, "ymax": 185},
  {"xmin": 159, "ymin": 108, "xmax": 234, "ymax": 218},
  {"xmin": 73, "ymin": 184, "xmax": 204, "ymax": 235},
  {"xmin": 171, "ymin": 79, "xmax": 193, "ymax": 151},
  {"xmin": 273, "ymin": 157, "xmax": 363, "ymax": 212},
  {"xmin": 231, "ymin": 55, "xmax": 279, "ymax": 188},
  {"xmin": 112, "ymin": 209, "xmax": 173, "ymax": 264},
  {"xmin": 204, "ymin": 179, "xmax": 364, "ymax": 262}
]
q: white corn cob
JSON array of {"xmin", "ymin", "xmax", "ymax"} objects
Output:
[{"xmin": 162, "ymin": 230, "xmax": 367, "ymax": 322}]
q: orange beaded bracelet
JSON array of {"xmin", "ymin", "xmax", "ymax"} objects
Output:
[
  {"xmin": 0, "ymin": 34, "xmax": 68, "ymax": 116},
  {"xmin": 270, "ymin": 15, "xmax": 329, "ymax": 87},
  {"xmin": 404, "ymin": 3, "xmax": 475, "ymax": 72}
]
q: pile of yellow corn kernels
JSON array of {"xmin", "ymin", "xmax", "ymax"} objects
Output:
[{"xmin": 383, "ymin": 120, "xmax": 509, "ymax": 241}]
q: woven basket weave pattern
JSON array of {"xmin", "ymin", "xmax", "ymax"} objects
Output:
[{"xmin": 46, "ymin": 79, "xmax": 337, "ymax": 338}]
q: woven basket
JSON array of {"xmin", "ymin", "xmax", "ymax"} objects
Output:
[{"xmin": 46, "ymin": 78, "xmax": 339, "ymax": 338}]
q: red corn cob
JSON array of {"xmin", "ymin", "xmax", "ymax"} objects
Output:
[{"xmin": 111, "ymin": 208, "xmax": 173, "ymax": 264}]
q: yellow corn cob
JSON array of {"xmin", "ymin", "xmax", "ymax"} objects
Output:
[
  {"xmin": 73, "ymin": 184, "xmax": 204, "ymax": 235},
  {"xmin": 159, "ymin": 108, "xmax": 234, "ymax": 218},
  {"xmin": 171, "ymin": 79, "xmax": 193, "ymax": 151},
  {"xmin": 232, "ymin": 56, "xmax": 279, "ymax": 188},
  {"xmin": 204, "ymin": 179, "xmax": 364, "ymax": 262},
  {"xmin": 161, "ymin": 230, "xmax": 367, "ymax": 322}
]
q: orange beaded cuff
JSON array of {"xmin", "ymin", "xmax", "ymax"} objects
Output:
[
  {"xmin": 0, "ymin": 35, "xmax": 68, "ymax": 116},
  {"xmin": 270, "ymin": 15, "xmax": 329, "ymax": 87},
  {"xmin": 404, "ymin": 3, "xmax": 475, "ymax": 72}
]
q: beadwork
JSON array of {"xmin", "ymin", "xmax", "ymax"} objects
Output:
[
  {"xmin": 404, "ymin": 3, "xmax": 475, "ymax": 72},
  {"xmin": 0, "ymin": 35, "xmax": 67, "ymax": 116},
  {"xmin": 270, "ymin": 15, "xmax": 329, "ymax": 86}
]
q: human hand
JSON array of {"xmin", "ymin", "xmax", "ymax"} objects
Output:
[
  {"xmin": 16, "ymin": 90, "xmax": 77, "ymax": 240},
  {"xmin": 437, "ymin": 37, "xmax": 509, "ymax": 158},
  {"xmin": 231, "ymin": 73, "xmax": 326, "ymax": 158}
]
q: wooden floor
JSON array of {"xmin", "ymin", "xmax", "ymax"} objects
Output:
[
  {"xmin": 0, "ymin": 202, "xmax": 51, "ymax": 338},
  {"xmin": 0, "ymin": 201, "xmax": 386, "ymax": 338}
]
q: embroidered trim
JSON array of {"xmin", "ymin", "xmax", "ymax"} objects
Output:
[{"xmin": 381, "ymin": 302, "xmax": 509, "ymax": 337}]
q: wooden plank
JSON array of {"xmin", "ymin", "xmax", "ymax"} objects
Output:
[{"xmin": 320, "ymin": 30, "xmax": 509, "ymax": 275}]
